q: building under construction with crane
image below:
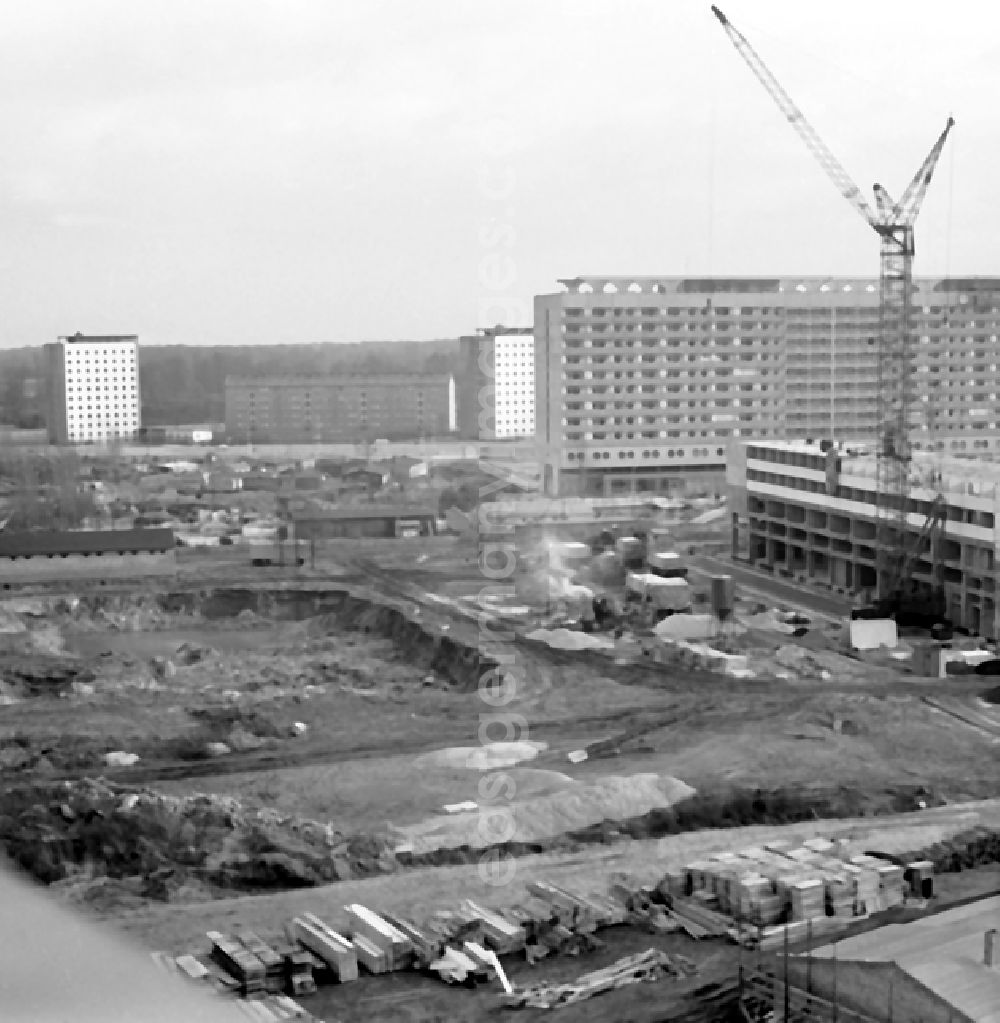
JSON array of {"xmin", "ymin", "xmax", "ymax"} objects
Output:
[
  {"xmin": 727, "ymin": 438, "xmax": 999, "ymax": 637},
  {"xmin": 707, "ymin": 7, "xmax": 986, "ymax": 636}
]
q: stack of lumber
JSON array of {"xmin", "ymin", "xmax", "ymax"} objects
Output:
[
  {"xmin": 273, "ymin": 944, "xmax": 318, "ymax": 997},
  {"xmin": 757, "ymin": 915, "xmax": 842, "ymax": 952},
  {"xmin": 208, "ymin": 931, "xmax": 267, "ymax": 996},
  {"xmin": 235, "ymin": 930, "xmax": 285, "ymax": 994},
  {"xmin": 667, "ymin": 896, "xmax": 732, "ymax": 938},
  {"xmin": 231, "ymin": 994, "xmax": 316, "ymax": 1021},
  {"xmin": 460, "ymin": 900, "xmax": 526, "ymax": 954},
  {"xmin": 351, "ymin": 934, "xmax": 389, "ymax": 975},
  {"xmin": 379, "ymin": 912, "xmax": 444, "ymax": 968},
  {"xmin": 344, "ymin": 904, "xmax": 414, "ymax": 971},
  {"xmin": 500, "ymin": 949, "xmax": 697, "ymax": 1010},
  {"xmin": 527, "ymin": 881, "xmax": 600, "ymax": 932},
  {"xmin": 291, "ymin": 914, "xmax": 358, "ymax": 983}
]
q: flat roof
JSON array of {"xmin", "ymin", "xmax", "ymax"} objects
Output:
[
  {"xmin": 58, "ymin": 334, "xmax": 138, "ymax": 343},
  {"xmin": 744, "ymin": 439, "xmax": 1000, "ymax": 495},
  {"xmin": 224, "ymin": 374, "xmax": 450, "ymax": 387},
  {"xmin": 0, "ymin": 528, "xmax": 174, "ymax": 556},
  {"xmin": 555, "ymin": 275, "xmax": 1000, "ymax": 295},
  {"xmin": 293, "ymin": 505, "xmax": 435, "ymax": 521},
  {"xmin": 809, "ymin": 895, "xmax": 1000, "ymax": 1023}
]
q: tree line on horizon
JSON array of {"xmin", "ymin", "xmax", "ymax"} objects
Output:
[{"xmin": 0, "ymin": 339, "xmax": 460, "ymax": 429}]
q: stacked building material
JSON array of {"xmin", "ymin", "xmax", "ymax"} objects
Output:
[
  {"xmin": 379, "ymin": 912, "xmax": 444, "ymax": 967},
  {"xmin": 847, "ymin": 856, "xmax": 887, "ymax": 914},
  {"xmin": 527, "ymin": 881, "xmax": 599, "ymax": 932},
  {"xmin": 905, "ymin": 859, "xmax": 935, "ymax": 898},
  {"xmin": 734, "ymin": 875, "xmax": 784, "ymax": 927},
  {"xmin": 667, "ymin": 896, "xmax": 732, "ymax": 938},
  {"xmin": 235, "ymin": 931, "xmax": 285, "ymax": 994},
  {"xmin": 351, "ymin": 934, "xmax": 389, "ymax": 975},
  {"xmin": 500, "ymin": 949, "xmax": 696, "ymax": 1010},
  {"xmin": 273, "ymin": 944, "xmax": 318, "ymax": 997},
  {"xmin": 789, "ymin": 879, "xmax": 825, "ymax": 923},
  {"xmin": 344, "ymin": 904, "xmax": 414, "ymax": 971},
  {"xmin": 428, "ymin": 945, "xmax": 485, "ymax": 985},
  {"xmin": 231, "ymin": 994, "xmax": 316, "ymax": 1021},
  {"xmin": 460, "ymin": 900, "xmax": 526, "ymax": 954},
  {"xmin": 174, "ymin": 954, "xmax": 211, "ymax": 982},
  {"xmin": 207, "ymin": 931, "xmax": 267, "ymax": 996},
  {"xmin": 291, "ymin": 914, "xmax": 358, "ymax": 983}
]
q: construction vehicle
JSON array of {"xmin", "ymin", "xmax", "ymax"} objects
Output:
[{"xmin": 713, "ymin": 7, "xmax": 954, "ymax": 626}]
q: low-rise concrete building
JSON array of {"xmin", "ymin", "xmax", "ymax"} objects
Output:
[
  {"xmin": 727, "ymin": 440, "xmax": 1000, "ymax": 637},
  {"xmin": 0, "ymin": 527, "xmax": 176, "ymax": 584},
  {"xmin": 744, "ymin": 894, "xmax": 1000, "ymax": 1022},
  {"xmin": 293, "ymin": 505, "xmax": 437, "ymax": 540}
]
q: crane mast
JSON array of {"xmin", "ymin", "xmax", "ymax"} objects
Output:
[{"xmin": 711, "ymin": 6, "xmax": 954, "ymax": 603}]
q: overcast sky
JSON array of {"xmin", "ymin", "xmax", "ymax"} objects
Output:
[{"xmin": 0, "ymin": 0, "xmax": 995, "ymax": 347}]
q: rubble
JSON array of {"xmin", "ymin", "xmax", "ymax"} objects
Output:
[{"xmin": 0, "ymin": 777, "xmax": 400, "ymax": 895}]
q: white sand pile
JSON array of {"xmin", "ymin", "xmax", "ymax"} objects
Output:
[
  {"xmin": 416, "ymin": 741, "xmax": 547, "ymax": 772},
  {"xmin": 655, "ymin": 614, "xmax": 745, "ymax": 641},
  {"xmin": 391, "ymin": 773, "xmax": 696, "ymax": 854},
  {"xmin": 526, "ymin": 628, "xmax": 615, "ymax": 651}
]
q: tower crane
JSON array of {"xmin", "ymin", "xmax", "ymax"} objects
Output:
[{"xmin": 711, "ymin": 6, "xmax": 954, "ymax": 613}]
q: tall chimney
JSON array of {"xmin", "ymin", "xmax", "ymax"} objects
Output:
[{"xmin": 985, "ymin": 929, "xmax": 999, "ymax": 967}]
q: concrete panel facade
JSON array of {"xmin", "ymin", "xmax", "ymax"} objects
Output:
[{"xmin": 728, "ymin": 439, "xmax": 1000, "ymax": 638}]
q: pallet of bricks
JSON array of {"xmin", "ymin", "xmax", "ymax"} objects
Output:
[{"xmin": 661, "ymin": 835, "xmax": 916, "ymax": 952}]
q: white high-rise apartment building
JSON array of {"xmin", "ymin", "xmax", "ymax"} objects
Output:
[
  {"xmin": 45, "ymin": 333, "xmax": 141, "ymax": 444},
  {"xmin": 536, "ymin": 275, "xmax": 1000, "ymax": 497},
  {"xmin": 456, "ymin": 326, "xmax": 534, "ymax": 439}
]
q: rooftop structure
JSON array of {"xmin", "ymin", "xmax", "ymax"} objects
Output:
[
  {"xmin": 535, "ymin": 276, "xmax": 1000, "ymax": 497},
  {"xmin": 44, "ymin": 333, "xmax": 141, "ymax": 445}
]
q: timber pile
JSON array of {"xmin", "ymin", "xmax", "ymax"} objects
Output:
[
  {"xmin": 667, "ymin": 896, "xmax": 733, "ymax": 939},
  {"xmin": 500, "ymin": 948, "xmax": 697, "ymax": 1010},
  {"xmin": 208, "ymin": 930, "xmax": 267, "ymax": 996}
]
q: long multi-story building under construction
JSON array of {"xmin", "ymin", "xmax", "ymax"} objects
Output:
[
  {"xmin": 728, "ymin": 439, "xmax": 1000, "ymax": 638},
  {"xmin": 535, "ymin": 275, "xmax": 1000, "ymax": 497}
]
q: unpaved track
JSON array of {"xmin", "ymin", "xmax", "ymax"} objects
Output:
[{"xmin": 109, "ymin": 798, "xmax": 1000, "ymax": 953}]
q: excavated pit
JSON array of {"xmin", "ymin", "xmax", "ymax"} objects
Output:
[{"xmin": 87, "ymin": 587, "xmax": 501, "ymax": 692}]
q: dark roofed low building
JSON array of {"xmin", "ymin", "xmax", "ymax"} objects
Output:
[
  {"xmin": 293, "ymin": 505, "xmax": 437, "ymax": 540},
  {"xmin": 0, "ymin": 528, "xmax": 176, "ymax": 584},
  {"xmin": 0, "ymin": 528, "xmax": 175, "ymax": 557}
]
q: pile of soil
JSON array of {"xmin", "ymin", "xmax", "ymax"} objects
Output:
[
  {"xmin": 0, "ymin": 778, "xmax": 399, "ymax": 900},
  {"xmin": 390, "ymin": 773, "xmax": 696, "ymax": 854},
  {"xmin": 1, "ymin": 656, "xmax": 94, "ymax": 698}
]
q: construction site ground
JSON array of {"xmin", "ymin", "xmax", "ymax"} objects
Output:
[{"xmin": 1, "ymin": 539, "xmax": 998, "ymax": 1020}]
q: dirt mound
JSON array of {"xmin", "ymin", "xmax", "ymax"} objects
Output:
[
  {"xmin": 390, "ymin": 773, "xmax": 696, "ymax": 854},
  {"xmin": 416, "ymin": 741, "xmax": 547, "ymax": 771},
  {"xmin": 0, "ymin": 778, "xmax": 399, "ymax": 899},
  {"xmin": 0, "ymin": 657, "xmax": 94, "ymax": 698}
]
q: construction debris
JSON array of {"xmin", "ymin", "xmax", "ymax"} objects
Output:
[{"xmin": 500, "ymin": 948, "xmax": 697, "ymax": 1010}]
